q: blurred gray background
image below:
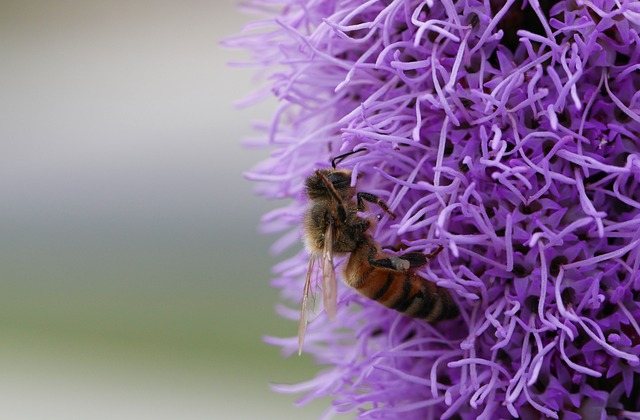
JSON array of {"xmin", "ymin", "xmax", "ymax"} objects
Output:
[{"xmin": 0, "ymin": 1, "xmax": 322, "ymax": 418}]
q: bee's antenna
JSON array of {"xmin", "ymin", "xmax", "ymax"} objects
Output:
[{"xmin": 331, "ymin": 148, "xmax": 367, "ymax": 169}]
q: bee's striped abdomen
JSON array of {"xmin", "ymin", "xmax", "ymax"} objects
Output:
[{"xmin": 345, "ymin": 242, "xmax": 458, "ymax": 322}]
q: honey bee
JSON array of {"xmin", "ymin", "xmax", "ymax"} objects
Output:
[{"xmin": 298, "ymin": 155, "xmax": 459, "ymax": 354}]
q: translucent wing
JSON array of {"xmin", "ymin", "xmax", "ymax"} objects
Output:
[
  {"xmin": 297, "ymin": 256, "xmax": 315, "ymax": 355},
  {"xmin": 322, "ymin": 221, "xmax": 337, "ymax": 320}
]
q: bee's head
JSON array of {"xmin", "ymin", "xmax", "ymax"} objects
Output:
[{"xmin": 305, "ymin": 169, "xmax": 353, "ymax": 199}]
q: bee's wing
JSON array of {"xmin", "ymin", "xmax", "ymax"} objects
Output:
[
  {"xmin": 322, "ymin": 222, "xmax": 337, "ymax": 320},
  {"xmin": 298, "ymin": 256, "xmax": 315, "ymax": 355}
]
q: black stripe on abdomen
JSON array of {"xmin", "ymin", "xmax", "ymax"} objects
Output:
[
  {"xmin": 414, "ymin": 288, "xmax": 435, "ymax": 319},
  {"xmin": 371, "ymin": 272, "xmax": 394, "ymax": 301},
  {"xmin": 355, "ymin": 265, "xmax": 374, "ymax": 287},
  {"xmin": 391, "ymin": 274, "xmax": 413, "ymax": 312}
]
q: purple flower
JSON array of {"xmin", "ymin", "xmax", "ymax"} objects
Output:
[{"xmin": 228, "ymin": 0, "xmax": 640, "ymax": 418}]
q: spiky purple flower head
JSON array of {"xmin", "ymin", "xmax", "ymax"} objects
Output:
[{"xmin": 227, "ymin": 0, "xmax": 640, "ymax": 418}]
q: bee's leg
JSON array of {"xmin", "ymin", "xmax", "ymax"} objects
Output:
[
  {"xmin": 398, "ymin": 244, "xmax": 444, "ymax": 268},
  {"xmin": 325, "ymin": 203, "xmax": 346, "ymax": 223},
  {"xmin": 357, "ymin": 192, "xmax": 396, "ymax": 219},
  {"xmin": 397, "ymin": 253, "xmax": 427, "ymax": 268},
  {"xmin": 369, "ymin": 255, "xmax": 411, "ymax": 271},
  {"xmin": 317, "ymin": 170, "xmax": 348, "ymax": 221},
  {"xmin": 424, "ymin": 244, "xmax": 444, "ymax": 259}
]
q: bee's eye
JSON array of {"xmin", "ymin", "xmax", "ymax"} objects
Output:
[{"xmin": 328, "ymin": 173, "xmax": 350, "ymax": 188}]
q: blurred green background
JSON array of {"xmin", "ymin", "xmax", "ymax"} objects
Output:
[{"xmin": 0, "ymin": 1, "xmax": 324, "ymax": 418}]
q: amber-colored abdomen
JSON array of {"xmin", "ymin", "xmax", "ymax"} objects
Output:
[{"xmin": 345, "ymin": 241, "xmax": 458, "ymax": 321}]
